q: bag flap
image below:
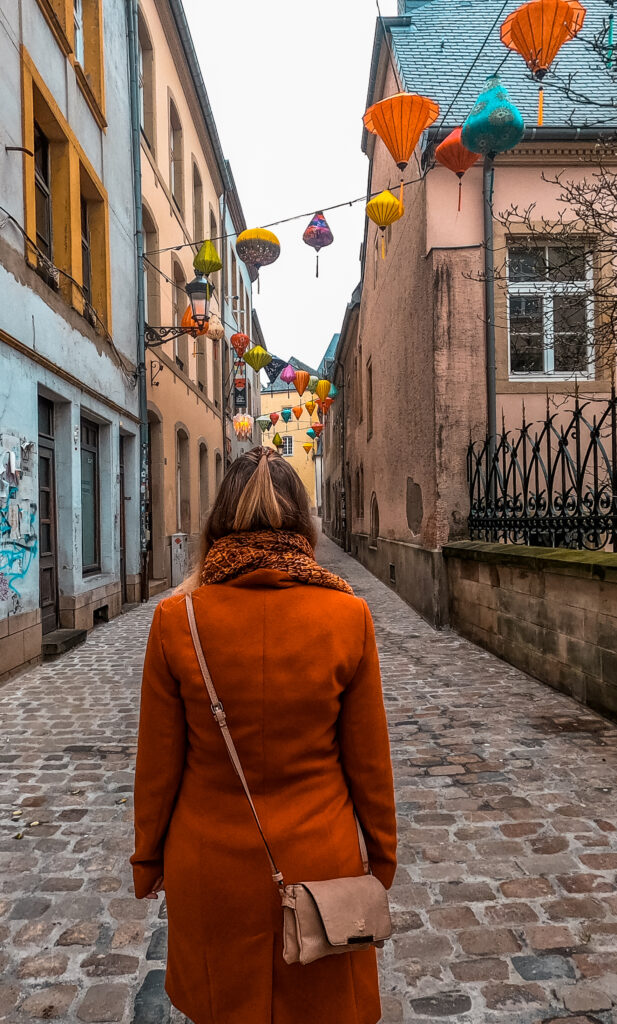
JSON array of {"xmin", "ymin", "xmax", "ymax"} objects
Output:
[{"xmin": 300, "ymin": 875, "xmax": 392, "ymax": 946}]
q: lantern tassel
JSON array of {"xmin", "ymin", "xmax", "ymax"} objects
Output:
[
  {"xmin": 458, "ymin": 179, "xmax": 462, "ymax": 213},
  {"xmin": 608, "ymin": 11, "xmax": 614, "ymax": 68},
  {"xmin": 537, "ymin": 85, "xmax": 544, "ymax": 127},
  {"xmin": 381, "ymin": 231, "xmax": 386, "ymax": 260},
  {"xmin": 399, "ymin": 178, "xmax": 404, "ymax": 205},
  {"xmin": 316, "ymin": 252, "xmax": 319, "ymax": 278}
]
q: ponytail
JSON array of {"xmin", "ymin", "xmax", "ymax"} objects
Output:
[{"xmin": 233, "ymin": 453, "xmax": 284, "ymax": 531}]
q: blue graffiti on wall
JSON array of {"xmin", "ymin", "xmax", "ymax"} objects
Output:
[{"xmin": 0, "ymin": 437, "xmax": 38, "ymax": 614}]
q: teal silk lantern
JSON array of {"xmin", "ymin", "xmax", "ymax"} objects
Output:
[
  {"xmin": 462, "ymin": 75, "xmax": 524, "ymax": 157},
  {"xmin": 281, "ymin": 408, "xmax": 293, "ymax": 424},
  {"xmin": 306, "ymin": 428, "xmax": 316, "ymax": 440}
]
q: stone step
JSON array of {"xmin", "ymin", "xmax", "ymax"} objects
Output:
[
  {"xmin": 41, "ymin": 628, "xmax": 87, "ymax": 657},
  {"xmin": 148, "ymin": 578, "xmax": 169, "ymax": 598}
]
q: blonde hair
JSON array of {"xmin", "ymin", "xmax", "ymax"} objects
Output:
[{"xmin": 175, "ymin": 446, "xmax": 316, "ymax": 593}]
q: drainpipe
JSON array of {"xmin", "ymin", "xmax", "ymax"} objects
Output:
[
  {"xmin": 126, "ymin": 0, "xmax": 149, "ymax": 602},
  {"xmin": 221, "ymin": 186, "xmax": 228, "ymax": 469},
  {"xmin": 483, "ymin": 156, "xmax": 497, "ymax": 451}
]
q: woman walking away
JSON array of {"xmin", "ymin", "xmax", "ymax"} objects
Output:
[{"xmin": 131, "ymin": 446, "xmax": 397, "ymax": 1024}]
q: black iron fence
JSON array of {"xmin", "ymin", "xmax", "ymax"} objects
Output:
[{"xmin": 467, "ymin": 389, "xmax": 617, "ymax": 552}]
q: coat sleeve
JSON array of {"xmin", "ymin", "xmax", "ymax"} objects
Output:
[
  {"xmin": 130, "ymin": 601, "xmax": 187, "ymax": 897},
  {"xmin": 338, "ymin": 600, "xmax": 398, "ymax": 889}
]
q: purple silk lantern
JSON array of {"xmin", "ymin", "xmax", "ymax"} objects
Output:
[{"xmin": 302, "ymin": 211, "xmax": 334, "ymax": 277}]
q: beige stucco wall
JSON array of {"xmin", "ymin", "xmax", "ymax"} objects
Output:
[
  {"xmin": 259, "ymin": 391, "xmax": 319, "ymax": 510},
  {"xmin": 139, "ymin": 0, "xmax": 225, "ymax": 582}
]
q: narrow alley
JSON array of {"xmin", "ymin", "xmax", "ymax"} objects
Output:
[{"xmin": 1, "ymin": 532, "xmax": 616, "ymax": 1024}]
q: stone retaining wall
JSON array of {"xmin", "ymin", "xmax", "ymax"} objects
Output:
[{"xmin": 443, "ymin": 542, "xmax": 617, "ymax": 720}]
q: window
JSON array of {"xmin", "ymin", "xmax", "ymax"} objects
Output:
[
  {"xmin": 199, "ymin": 443, "xmax": 209, "ymax": 528},
  {"xmin": 359, "ymin": 465, "xmax": 364, "ymax": 518},
  {"xmin": 369, "ymin": 492, "xmax": 379, "ymax": 549},
  {"xmin": 73, "ymin": 0, "xmax": 84, "ymax": 65},
  {"xmin": 508, "ymin": 244, "xmax": 593, "ymax": 377},
  {"xmin": 282, "ymin": 435, "xmax": 293, "ymax": 457},
  {"xmin": 366, "ymin": 359, "xmax": 373, "ymax": 440},
  {"xmin": 81, "ymin": 196, "xmax": 92, "ymax": 305},
  {"xmin": 193, "ymin": 163, "xmax": 204, "ymax": 242},
  {"xmin": 34, "ymin": 122, "xmax": 52, "ymax": 259},
  {"xmin": 138, "ymin": 10, "xmax": 155, "ymax": 150},
  {"xmin": 176, "ymin": 428, "xmax": 190, "ymax": 533},
  {"xmin": 169, "ymin": 99, "xmax": 183, "ymax": 210},
  {"xmin": 172, "ymin": 259, "xmax": 188, "ymax": 370},
  {"xmin": 357, "ymin": 345, "xmax": 363, "ymax": 422},
  {"xmin": 81, "ymin": 417, "xmax": 100, "ymax": 573},
  {"xmin": 142, "ymin": 204, "xmax": 159, "ymax": 324}
]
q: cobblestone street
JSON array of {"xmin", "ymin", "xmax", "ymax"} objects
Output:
[{"xmin": 1, "ymin": 530, "xmax": 616, "ymax": 1024}]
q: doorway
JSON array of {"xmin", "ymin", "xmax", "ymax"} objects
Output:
[
  {"xmin": 119, "ymin": 436, "xmax": 127, "ymax": 603},
  {"xmin": 38, "ymin": 396, "xmax": 58, "ymax": 634}
]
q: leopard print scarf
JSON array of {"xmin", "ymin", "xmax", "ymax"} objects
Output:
[{"xmin": 200, "ymin": 530, "xmax": 354, "ymax": 595}]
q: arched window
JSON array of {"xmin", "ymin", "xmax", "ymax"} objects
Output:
[
  {"xmin": 199, "ymin": 443, "xmax": 209, "ymax": 528},
  {"xmin": 192, "ymin": 162, "xmax": 204, "ymax": 243},
  {"xmin": 142, "ymin": 203, "xmax": 159, "ymax": 325},
  {"xmin": 172, "ymin": 259, "xmax": 188, "ymax": 371},
  {"xmin": 138, "ymin": 10, "xmax": 155, "ymax": 150},
  {"xmin": 169, "ymin": 98, "xmax": 184, "ymax": 211},
  {"xmin": 359, "ymin": 465, "xmax": 365, "ymax": 519},
  {"xmin": 369, "ymin": 492, "xmax": 379, "ymax": 549},
  {"xmin": 176, "ymin": 427, "xmax": 190, "ymax": 534},
  {"xmin": 215, "ymin": 451, "xmax": 223, "ymax": 492}
]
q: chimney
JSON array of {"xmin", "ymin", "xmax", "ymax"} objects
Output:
[{"xmin": 397, "ymin": 0, "xmax": 434, "ymax": 13}]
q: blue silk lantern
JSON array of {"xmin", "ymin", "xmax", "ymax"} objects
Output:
[
  {"xmin": 462, "ymin": 75, "xmax": 524, "ymax": 158},
  {"xmin": 306, "ymin": 428, "xmax": 316, "ymax": 440},
  {"xmin": 281, "ymin": 408, "xmax": 293, "ymax": 423}
]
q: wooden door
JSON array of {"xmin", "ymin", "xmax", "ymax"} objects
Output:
[{"xmin": 38, "ymin": 397, "xmax": 58, "ymax": 634}]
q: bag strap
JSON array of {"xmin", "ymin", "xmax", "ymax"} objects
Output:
[{"xmin": 184, "ymin": 593, "xmax": 370, "ymax": 882}]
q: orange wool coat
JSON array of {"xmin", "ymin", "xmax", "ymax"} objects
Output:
[{"xmin": 131, "ymin": 569, "xmax": 397, "ymax": 1024}]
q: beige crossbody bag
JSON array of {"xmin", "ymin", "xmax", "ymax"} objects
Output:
[{"xmin": 185, "ymin": 594, "xmax": 392, "ymax": 966}]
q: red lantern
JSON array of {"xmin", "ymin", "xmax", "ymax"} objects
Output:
[
  {"xmin": 231, "ymin": 332, "xmax": 251, "ymax": 358},
  {"xmin": 270, "ymin": 412, "xmax": 279, "ymax": 426},
  {"xmin": 312, "ymin": 423, "xmax": 324, "ymax": 438},
  {"xmin": 435, "ymin": 128, "xmax": 480, "ymax": 211}
]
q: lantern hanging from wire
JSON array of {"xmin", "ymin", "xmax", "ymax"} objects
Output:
[
  {"xmin": 193, "ymin": 240, "xmax": 223, "ymax": 276},
  {"xmin": 181, "ymin": 305, "xmax": 209, "ymax": 338},
  {"xmin": 306, "ymin": 428, "xmax": 316, "ymax": 440},
  {"xmin": 230, "ymin": 332, "xmax": 251, "ymax": 358},
  {"xmin": 269, "ymin": 412, "xmax": 279, "ymax": 426},
  {"xmin": 281, "ymin": 408, "xmax": 293, "ymax": 423},
  {"xmin": 500, "ymin": 0, "xmax": 586, "ymax": 125},
  {"xmin": 363, "ymin": 93, "xmax": 440, "ymax": 203},
  {"xmin": 263, "ymin": 356, "xmax": 287, "ymax": 387},
  {"xmin": 206, "ymin": 313, "xmax": 225, "ymax": 342},
  {"xmin": 257, "ymin": 416, "xmax": 271, "ymax": 435},
  {"xmin": 280, "ymin": 364, "xmax": 297, "ymax": 391},
  {"xmin": 305, "ymin": 401, "xmax": 316, "ymax": 416},
  {"xmin": 292, "ymin": 406, "xmax": 303, "ymax": 424},
  {"xmin": 317, "ymin": 397, "xmax": 335, "ymax": 415},
  {"xmin": 272, "ymin": 432, "xmax": 284, "ymax": 449},
  {"xmin": 366, "ymin": 190, "xmax": 404, "ymax": 259},
  {"xmin": 233, "ymin": 413, "xmax": 254, "ymax": 441},
  {"xmin": 302, "ymin": 211, "xmax": 334, "ymax": 277},
  {"xmin": 243, "ymin": 346, "xmax": 272, "ymax": 372},
  {"xmin": 236, "ymin": 228, "xmax": 280, "ymax": 292},
  {"xmin": 312, "ymin": 422, "xmax": 324, "ymax": 438},
  {"xmin": 302, "ymin": 441, "xmax": 314, "ymax": 460},
  {"xmin": 293, "ymin": 370, "xmax": 310, "ymax": 397},
  {"xmin": 329, "ymin": 384, "xmax": 339, "ymax": 398},
  {"xmin": 435, "ymin": 127, "xmax": 481, "ymax": 211},
  {"xmin": 462, "ymin": 75, "xmax": 525, "ymax": 157},
  {"xmin": 308, "ymin": 375, "xmax": 319, "ymax": 394},
  {"xmin": 316, "ymin": 379, "xmax": 331, "ymax": 403}
]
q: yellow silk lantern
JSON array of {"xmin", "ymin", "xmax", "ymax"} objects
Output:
[
  {"xmin": 244, "ymin": 346, "xmax": 273, "ymax": 372},
  {"xmin": 316, "ymin": 379, "xmax": 331, "ymax": 403},
  {"xmin": 305, "ymin": 401, "xmax": 316, "ymax": 416},
  {"xmin": 302, "ymin": 442, "xmax": 314, "ymax": 460},
  {"xmin": 366, "ymin": 189, "xmax": 404, "ymax": 258},
  {"xmin": 272, "ymin": 432, "xmax": 283, "ymax": 449},
  {"xmin": 193, "ymin": 240, "xmax": 223, "ymax": 275}
]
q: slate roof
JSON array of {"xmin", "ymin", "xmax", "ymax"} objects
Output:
[
  {"xmin": 318, "ymin": 334, "xmax": 340, "ymax": 378},
  {"xmin": 260, "ymin": 356, "xmax": 319, "ymax": 394},
  {"xmin": 388, "ymin": 0, "xmax": 617, "ymax": 130}
]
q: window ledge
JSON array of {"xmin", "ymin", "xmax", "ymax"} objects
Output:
[
  {"xmin": 35, "ymin": 0, "xmax": 72, "ymax": 56},
  {"xmin": 74, "ymin": 62, "xmax": 107, "ymax": 131},
  {"xmin": 508, "ymin": 373, "xmax": 594, "ymax": 383}
]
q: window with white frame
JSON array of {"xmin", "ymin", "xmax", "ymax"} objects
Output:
[
  {"xmin": 281, "ymin": 435, "xmax": 293, "ymax": 457},
  {"xmin": 508, "ymin": 244, "xmax": 593, "ymax": 378},
  {"xmin": 74, "ymin": 0, "xmax": 85, "ymax": 65}
]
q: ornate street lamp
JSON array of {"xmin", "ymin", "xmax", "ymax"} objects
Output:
[{"xmin": 145, "ymin": 275, "xmax": 213, "ymax": 347}]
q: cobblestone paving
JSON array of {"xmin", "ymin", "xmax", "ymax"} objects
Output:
[{"xmin": 0, "ymin": 530, "xmax": 616, "ymax": 1023}]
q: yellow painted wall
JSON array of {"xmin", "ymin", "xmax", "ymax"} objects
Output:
[{"xmin": 259, "ymin": 390, "xmax": 319, "ymax": 511}]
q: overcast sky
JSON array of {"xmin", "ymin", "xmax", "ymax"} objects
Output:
[{"xmin": 183, "ymin": 0, "xmax": 397, "ymax": 372}]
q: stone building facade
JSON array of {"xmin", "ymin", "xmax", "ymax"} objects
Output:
[
  {"xmin": 322, "ymin": 0, "xmax": 616, "ymax": 627},
  {"xmin": 0, "ymin": 0, "xmax": 141, "ymax": 679}
]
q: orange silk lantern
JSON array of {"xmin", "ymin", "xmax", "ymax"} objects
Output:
[
  {"xmin": 317, "ymin": 397, "xmax": 334, "ymax": 415},
  {"xmin": 293, "ymin": 370, "xmax": 310, "ymax": 397},
  {"xmin": 231, "ymin": 332, "xmax": 251, "ymax": 358},
  {"xmin": 435, "ymin": 128, "xmax": 481, "ymax": 211},
  {"xmin": 363, "ymin": 93, "xmax": 440, "ymax": 202},
  {"xmin": 500, "ymin": 0, "xmax": 586, "ymax": 125},
  {"xmin": 269, "ymin": 412, "xmax": 279, "ymax": 426},
  {"xmin": 181, "ymin": 305, "xmax": 208, "ymax": 337},
  {"xmin": 305, "ymin": 401, "xmax": 316, "ymax": 416},
  {"xmin": 292, "ymin": 406, "xmax": 303, "ymax": 421},
  {"xmin": 312, "ymin": 423, "xmax": 324, "ymax": 438}
]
